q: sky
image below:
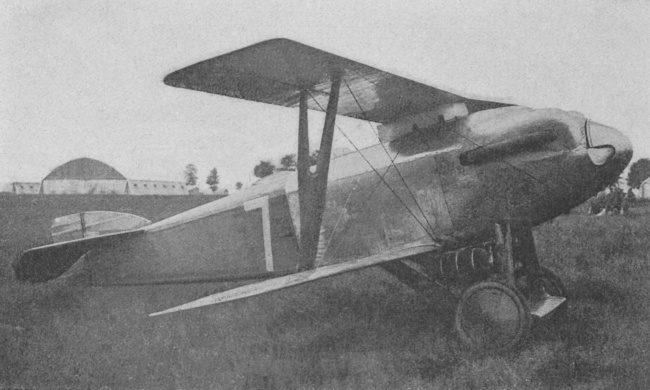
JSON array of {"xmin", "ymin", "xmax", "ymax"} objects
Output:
[{"xmin": 1, "ymin": 0, "xmax": 648, "ymax": 191}]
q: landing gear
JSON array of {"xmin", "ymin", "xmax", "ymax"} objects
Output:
[
  {"xmin": 455, "ymin": 281, "xmax": 532, "ymax": 351},
  {"xmin": 454, "ymin": 222, "xmax": 568, "ymax": 350},
  {"xmin": 382, "ymin": 221, "xmax": 568, "ymax": 352},
  {"xmin": 515, "ymin": 266, "xmax": 567, "ymax": 302},
  {"xmin": 515, "ymin": 266, "xmax": 568, "ymax": 318}
]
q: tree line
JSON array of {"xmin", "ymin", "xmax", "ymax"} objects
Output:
[
  {"xmin": 181, "ymin": 152, "xmax": 314, "ymax": 194},
  {"xmin": 587, "ymin": 158, "xmax": 650, "ymax": 215},
  {"xmin": 253, "ymin": 151, "xmax": 320, "ymax": 179},
  {"xmin": 183, "ymin": 163, "xmax": 225, "ymax": 193}
]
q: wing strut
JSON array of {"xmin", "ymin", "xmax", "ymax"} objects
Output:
[{"xmin": 297, "ymin": 71, "xmax": 341, "ymax": 270}]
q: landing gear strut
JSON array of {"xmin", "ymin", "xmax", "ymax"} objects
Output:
[
  {"xmin": 383, "ymin": 221, "xmax": 568, "ymax": 352},
  {"xmin": 454, "ymin": 221, "xmax": 567, "ymax": 351},
  {"xmin": 515, "ymin": 266, "xmax": 568, "ymax": 318}
]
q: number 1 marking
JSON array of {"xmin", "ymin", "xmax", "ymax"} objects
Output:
[{"xmin": 244, "ymin": 196, "xmax": 274, "ymax": 272}]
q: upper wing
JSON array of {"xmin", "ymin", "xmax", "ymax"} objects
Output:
[
  {"xmin": 163, "ymin": 38, "xmax": 509, "ymax": 124},
  {"xmin": 149, "ymin": 242, "xmax": 438, "ymax": 316}
]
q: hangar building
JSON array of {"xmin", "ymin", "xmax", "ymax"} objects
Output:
[
  {"xmin": 42, "ymin": 158, "xmax": 128, "ymax": 195},
  {"xmin": 26, "ymin": 157, "xmax": 189, "ymax": 196}
]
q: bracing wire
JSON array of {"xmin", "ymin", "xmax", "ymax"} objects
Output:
[
  {"xmin": 310, "ymin": 74, "xmax": 582, "ymax": 252},
  {"xmin": 306, "ymin": 90, "xmax": 438, "ymax": 242},
  {"xmin": 345, "ymin": 71, "xmax": 576, "ymax": 197},
  {"xmin": 342, "ymin": 78, "xmax": 439, "ymax": 238},
  {"xmin": 321, "ymin": 183, "xmax": 356, "ymax": 256}
]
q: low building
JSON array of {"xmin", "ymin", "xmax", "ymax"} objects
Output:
[
  {"xmin": 12, "ymin": 182, "xmax": 41, "ymax": 195},
  {"xmin": 10, "ymin": 157, "xmax": 189, "ymax": 196},
  {"xmin": 640, "ymin": 177, "xmax": 650, "ymax": 199},
  {"xmin": 126, "ymin": 180, "xmax": 188, "ymax": 195}
]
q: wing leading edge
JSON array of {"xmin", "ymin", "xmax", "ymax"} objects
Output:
[
  {"xmin": 163, "ymin": 38, "xmax": 509, "ymax": 124},
  {"xmin": 149, "ymin": 242, "xmax": 439, "ymax": 316}
]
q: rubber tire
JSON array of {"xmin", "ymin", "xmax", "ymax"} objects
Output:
[{"xmin": 455, "ymin": 281, "xmax": 532, "ymax": 352}]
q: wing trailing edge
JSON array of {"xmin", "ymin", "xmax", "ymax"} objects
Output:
[
  {"xmin": 149, "ymin": 242, "xmax": 439, "ymax": 317},
  {"xmin": 163, "ymin": 38, "xmax": 510, "ymax": 124}
]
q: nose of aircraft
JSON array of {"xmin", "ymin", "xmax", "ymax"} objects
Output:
[{"xmin": 587, "ymin": 121, "xmax": 633, "ymax": 170}]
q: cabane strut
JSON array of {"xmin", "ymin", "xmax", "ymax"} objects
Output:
[{"xmin": 297, "ymin": 71, "xmax": 342, "ymax": 270}]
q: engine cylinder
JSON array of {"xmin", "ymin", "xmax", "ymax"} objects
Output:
[{"xmin": 429, "ymin": 245, "xmax": 493, "ymax": 280}]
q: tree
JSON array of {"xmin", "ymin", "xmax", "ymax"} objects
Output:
[
  {"xmin": 235, "ymin": 182, "xmax": 243, "ymax": 190},
  {"xmin": 206, "ymin": 167, "xmax": 219, "ymax": 192},
  {"xmin": 254, "ymin": 160, "xmax": 275, "ymax": 179},
  {"xmin": 184, "ymin": 163, "xmax": 198, "ymax": 186},
  {"xmin": 278, "ymin": 154, "xmax": 296, "ymax": 171},
  {"xmin": 627, "ymin": 158, "xmax": 650, "ymax": 189}
]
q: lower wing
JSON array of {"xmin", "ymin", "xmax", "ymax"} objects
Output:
[{"xmin": 149, "ymin": 242, "xmax": 438, "ymax": 317}]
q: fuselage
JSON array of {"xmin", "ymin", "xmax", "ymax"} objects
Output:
[
  {"xmin": 85, "ymin": 106, "xmax": 632, "ymax": 285},
  {"xmin": 305, "ymin": 105, "xmax": 632, "ymax": 261}
]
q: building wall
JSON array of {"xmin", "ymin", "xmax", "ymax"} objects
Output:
[
  {"xmin": 12, "ymin": 180, "xmax": 190, "ymax": 196},
  {"xmin": 126, "ymin": 180, "xmax": 188, "ymax": 195},
  {"xmin": 41, "ymin": 180, "xmax": 127, "ymax": 195},
  {"xmin": 13, "ymin": 182, "xmax": 41, "ymax": 194},
  {"xmin": 641, "ymin": 180, "xmax": 650, "ymax": 199}
]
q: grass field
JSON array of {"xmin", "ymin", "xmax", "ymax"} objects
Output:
[{"xmin": 1, "ymin": 201, "xmax": 649, "ymax": 389}]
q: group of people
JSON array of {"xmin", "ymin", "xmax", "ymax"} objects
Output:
[{"xmin": 588, "ymin": 186, "xmax": 634, "ymax": 215}]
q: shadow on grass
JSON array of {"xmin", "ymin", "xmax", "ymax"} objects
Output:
[
  {"xmin": 0, "ymin": 331, "xmax": 29, "ymax": 384},
  {"xmin": 536, "ymin": 353, "xmax": 642, "ymax": 389},
  {"xmin": 530, "ymin": 277, "xmax": 638, "ymax": 340},
  {"xmin": 529, "ymin": 276, "xmax": 648, "ymax": 388},
  {"xmin": 258, "ymin": 282, "xmax": 465, "ymax": 386}
]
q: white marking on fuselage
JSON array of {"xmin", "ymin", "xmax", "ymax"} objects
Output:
[
  {"xmin": 143, "ymin": 173, "xmax": 289, "ymax": 233},
  {"xmin": 243, "ymin": 196, "xmax": 274, "ymax": 272}
]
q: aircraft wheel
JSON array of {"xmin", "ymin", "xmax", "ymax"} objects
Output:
[
  {"xmin": 515, "ymin": 267, "xmax": 568, "ymax": 317},
  {"xmin": 455, "ymin": 281, "xmax": 531, "ymax": 352}
]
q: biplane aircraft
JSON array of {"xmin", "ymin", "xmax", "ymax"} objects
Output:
[{"xmin": 13, "ymin": 39, "xmax": 632, "ymax": 351}]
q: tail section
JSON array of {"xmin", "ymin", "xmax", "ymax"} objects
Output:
[
  {"xmin": 14, "ymin": 230, "xmax": 144, "ymax": 283},
  {"xmin": 14, "ymin": 211, "xmax": 150, "ymax": 283},
  {"xmin": 51, "ymin": 211, "xmax": 151, "ymax": 243}
]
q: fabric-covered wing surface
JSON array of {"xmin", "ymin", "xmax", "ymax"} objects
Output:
[
  {"xmin": 164, "ymin": 38, "xmax": 508, "ymax": 124},
  {"xmin": 149, "ymin": 242, "xmax": 438, "ymax": 316}
]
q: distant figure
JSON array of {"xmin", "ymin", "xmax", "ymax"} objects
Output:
[
  {"xmin": 589, "ymin": 192, "xmax": 607, "ymax": 214},
  {"xmin": 606, "ymin": 187, "xmax": 624, "ymax": 214},
  {"xmin": 589, "ymin": 186, "xmax": 629, "ymax": 216}
]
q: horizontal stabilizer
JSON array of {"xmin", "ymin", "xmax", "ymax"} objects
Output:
[
  {"xmin": 51, "ymin": 211, "xmax": 151, "ymax": 243},
  {"xmin": 149, "ymin": 242, "xmax": 438, "ymax": 316},
  {"xmin": 13, "ymin": 230, "xmax": 144, "ymax": 283},
  {"xmin": 164, "ymin": 39, "xmax": 509, "ymax": 124}
]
